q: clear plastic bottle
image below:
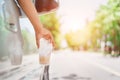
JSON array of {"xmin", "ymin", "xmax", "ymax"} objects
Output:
[
  {"xmin": 39, "ymin": 38, "xmax": 53, "ymax": 80},
  {"xmin": 39, "ymin": 38, "xmax": 53, "ymax": 65}
]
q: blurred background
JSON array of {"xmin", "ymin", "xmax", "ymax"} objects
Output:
[
  {"xmin": 20, "ymin": 0, "xmax": 120, "ymax": 56},
  {"xmin": 0, "ymin": 0, "xmax": 120, "ymax": 80}
]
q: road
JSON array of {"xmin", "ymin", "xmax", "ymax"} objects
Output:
[
  {"xmin": 0, "ymin": 50, "xmax": 120, "ymax": 80},
  {"xmin": 50, "ymin": 50, "xmax": 120, "ymax": 80}
]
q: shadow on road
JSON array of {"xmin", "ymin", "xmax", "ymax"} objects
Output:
[{"xmin": 52, "ymin": 73, "xmax": 91, "ymax": 80}]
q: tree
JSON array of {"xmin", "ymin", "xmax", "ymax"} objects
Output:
[{"xmin": 90, "ymin": 0, "xmax": 120, "ymax": 54}]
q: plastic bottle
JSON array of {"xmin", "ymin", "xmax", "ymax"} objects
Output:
[{"xmin": 39, "ymin": 38, "xmax": 53, "ymax": 80}]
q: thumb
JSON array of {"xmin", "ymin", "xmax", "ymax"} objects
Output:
[{"xmin": 36, "ymin": 38, "xmax": 40, "ymax": 48}]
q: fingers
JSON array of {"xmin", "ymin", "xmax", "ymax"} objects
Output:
[
  {"xmin": 43, "ymin": 34, "xmax": 51, "ymax": 40},
  {"xmin": 43, "ymin": 33, "xmax": 55, "ymax": 47},
  {"xmin": 50, "ymin": 35, "xmax": 55, "ymax": 47},
  {"xmin": 36, "ymin": 28, "xmax": 55, "ymax": 49},
  {"xmin": 36, "ymin": 37, "xmax": 40, "ymax": 48}
]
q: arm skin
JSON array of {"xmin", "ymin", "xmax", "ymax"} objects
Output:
[{"xmin": 17, "ymin": 0, "xmax": 54, "ymax": 48}]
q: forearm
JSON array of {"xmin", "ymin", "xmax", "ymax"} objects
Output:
[{"xmin": 18, "ymin": 0, "xmax": 43, "ymax": 33}]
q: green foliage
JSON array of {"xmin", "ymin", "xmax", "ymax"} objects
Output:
[
  {"xmin": 65, "ymin": 29, "xmax": 90, "ymax": 50},
  {"xmin": 89, "ymin": 0, "xmax": 120, "ymax": 53},
  {"xmin": 40, "ymin": 12, "xmax": 61, "ymax": 49},
  {"xmin": 65, "ymin": 31, "xmax": 80, "ymax": 48}
]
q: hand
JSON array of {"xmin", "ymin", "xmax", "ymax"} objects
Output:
[{"xmin": 35, "ymin": 27, "xmax": 55, "ymax": 48}]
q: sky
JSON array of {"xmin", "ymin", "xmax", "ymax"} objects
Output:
[{"xmin": 57, "ymin": 0, "xmax": 108, "ymax": 34}]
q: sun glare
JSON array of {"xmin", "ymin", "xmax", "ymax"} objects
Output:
[{"xmin": 57, "ymin": 0, "xmax": 108, "ymax": 34}]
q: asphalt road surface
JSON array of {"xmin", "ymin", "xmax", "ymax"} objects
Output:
[{"xmin": 0, "ymin": 50, "xmax": 120, "ymax": 80}]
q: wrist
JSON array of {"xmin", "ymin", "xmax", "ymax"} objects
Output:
[
  {"xmin": 34, "ymin": 27, "xmax": 42, "ymax": 34},
  {"xmin": 34, "ymin": 25, "xmax": 43, "ymax": 33}
]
